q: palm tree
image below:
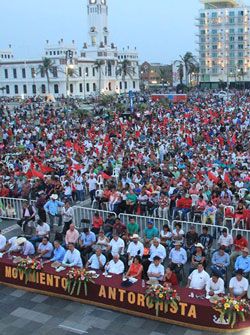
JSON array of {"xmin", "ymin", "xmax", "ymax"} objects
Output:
[
  {"xmin": 175, "ymin": 52, "xmax": 198, "ymax": 86},
  {"xmin": 116, "ymin": 59, "xmax": 135, "ymax": 93},
  {"xmin": 93, "ymin": 60, "xmax": 105, "ymax": 95},
  {"xmin": 37, "ymin": 58, "xmax": 55, "ymax": 94},
  {"xmin": 174, "ymin": 61, "xmax": 184, "ymax": 85}
]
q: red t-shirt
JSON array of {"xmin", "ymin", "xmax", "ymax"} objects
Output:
[{"xmin": 234, "ymin": 237, "xmax": 248, "ymax": 252}]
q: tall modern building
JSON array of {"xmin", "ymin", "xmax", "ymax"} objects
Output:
[
  {"xmin": 0, "ymin": 0, "xmax": 140, "ymax": 97},
  {"xmin": 197, "ymin": 0, "xmax": 250, "ymax": 88}
]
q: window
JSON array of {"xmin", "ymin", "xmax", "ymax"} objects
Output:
[
  {"xmin": 229, "ymin": 52, "xmax": 235, "ymax": 58},
  {"xmin": 107, "ymin": 61, "xmax": 112, "ymax": 76},
  {"xmin": 14, "ymin": 85, "xmax": 19, "ymax": 94},
  {"xmin": 201, "ymin": 30, "xmax": 206, "ymax": 35},
  {"xmin": 104, "ymin": 36, "xmax": 107, "ymax": 45},
  {"xmin": 212, "ymin": 45, "xmax": 218, "ymax": 50},
  {"xmin": 79, "ymin": 83, "xmax": 83, "ymax": 93},
  {"xmin": 229, "ymin": 18, "xmax": 235, "ymax": 24},
  {"xmin": 230, "ymin": 36, "xmax": 235, "ymax": 41},
  {"xmin": 31, "ymin": 68, "xmax": 36, "ymax": 78},
  {"xmin": 41, "ymin": 84, "xmax": 46, "ymax": 94},
  {"xmin": 211, "ymin": 12, "xmax": 217, "ymax": 18},
  {"xmin": 23, "ymin": 85, "xmax": 27, "ymax": 94},
  {"xmin": 70, "ymin": 84, "xmax": 73, "ymax": 94},
  {"xmin": 4, "ymin": 69, "xmax": 8, "ymax": 79},
  {"xmin": 79, "ymin": 67, "xmax": 82, "ymax": 77},
  {"xmin": 125, "ymin": 82, "xmax": 127, "ymax": 90},
  {"xmin": 229, "ymin": 44, "xmax": 234, "ymax": 50},
  {"xmin": 238, "ymin": 36, "xmax": 243, "ymax": 41},
  {"xmin": 52, "ymin": 67, "xmax": 58, "ymax": 78},
  {"xmin": 212, "ymin": 68, "xmax": 218, "ymax": 74},
  {"xmin": 40, "ymin": 68, "xmax": 45, "ymax": 78},
  {"xmin": 229, "ymin": 11, "xmax": 235, "ymax": 17},
  {"xmin": 93, "ymin": 83, "xmax": 96, "ymax": 91},
  {"xmin": 238, "ymin": 28, "xmax": 244, "ymax": 34},
  {"xmin": 85, "ymin": 67, "xmax": 89, "ymax": 76},
  {"xmin": 22, "ymin": 68, "xmax": 26, "ymax": 78},
  {"xmin": 108, "ymin": 82, "xmax": 111, "ymax": 91},
  {"xmin": 32, "ymin": 85, "xmax": 36, "ymax": 94},
  {"xmin": 54, "ymin": 84, "xmax": 59, "ymax": 94},
  {"xmin": 200, "ymin": 13, "xmax": 205, "ymax": 18},
  {"xmin": 238, "ymin": 52, "xmax": 243, "ymax": 57},
  {"xmin": 229, "ymin": 28, "xmax": 235, "ymax": 34},
  {"xmin": 238, "ymin": 44, "xmax": 244, "ymax": 49},
  {"xmin": 6, "ymin": 85, "xmax": 10, "ymax": 94},
  {"xmin": 133, "ymin": 81, "xmax": 136, "ymax": 89},
  {"xmin": 119, "ymin": 82, "xmax": 122, "ymax": 90},
  {"xmin": 92, "ymin": 67, "xmax": 95, "ymax": 76},
  {"xmin": 86, "ymin": 83, "xmax": 90, "ymax": 92},
  {"xmin": 238, "ymin": 10, "xmax": 244, "ymax": 16},
  {"xmin": 13, "ymin": 69, "xmax": 17, "ymax": 79},
  {"xmin": 212, "ymin": 52, "xmax": 217, "ymax": 58},
  {"xmin": 238, "ymin": 60, "xmax": 244, "ymax": 66}
]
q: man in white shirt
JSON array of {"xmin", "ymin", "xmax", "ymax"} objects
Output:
[
  {"xmin": 106, "ymin": 254, "xmax": 124, "ymax": 275},
  {"xmin": 229, "ymin": 269, "xmax": 249, "ymax": 298},
  {"xmin": 108, "ymin": 234, "xmax": 125, "ymax": 256},
  {"xmin": 16, "ymin": 237, "xmax": 35, "ymax": 256},
  {"xmin": 62, "ymin": 243, "xmax": 83, "ymax": 268},
  {"xmin": 87, "ymin": 174, "xmax": 97, "ymax": 204},
  {"xmin": 127, "ymin": 234, "xmax": 144, "ymax": 263},
  {"xmin": 0, "ymin": 230, "xmax": 7, "ymax": 252},
  {"xmin": 30, "ymin": 219, "xmax": 50, "ymax": 247},
  {"xmin": 206, "ymin": 273, "xmax": 225, "ymax": 296},
  {"xmin": 187, "ymin": 263, "xmax": 210, "ymax": 290},
  {"xmin": 74, "ymin": 170, "xmax": 85, "ymax": 202},
  {"xmin": 147, "ymin": 256, "xmax": 165, "ymax": 281},
  {"xmin": 149, "ymin": 238, "xmax": 166, "ymax": 262},
  {"xmin": 6, "ymin": 236, "xmax": 21, "ymax": 252},
  {"xmin": 86, "ymin": 248, "xmax": 106, "ymax": 270},
  {"xmin": 218, "ymin": 229, "xmax": 233, "ymax": 253}
]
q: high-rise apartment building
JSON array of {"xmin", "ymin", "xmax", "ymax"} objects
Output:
[{"xmin": 198, "ymin": 0, "xmax": 250, "ymax": 88}]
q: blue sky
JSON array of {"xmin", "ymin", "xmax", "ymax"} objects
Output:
[{"xmin": 1, "ymin": 0, "xmax": 248, "ymax": 64}]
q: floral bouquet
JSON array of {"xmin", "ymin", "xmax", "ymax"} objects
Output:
[
  {"xmin": 17, "ymin": 258, "xmax": 43, "ymax": 284},
  {"xmin": 212, "ymin": 295, "xmax": 250, "ymax": 328},
  {"xmin": 65, "ymin": 268, "xmax": 95, "ymax": 296},
  {"xmin": 145, "ymin": 284, "xmax": 180, "ymax": 317}
]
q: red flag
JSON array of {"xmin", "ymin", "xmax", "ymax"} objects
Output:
[
  {"xmin": 208, "ymin": 171, "xmax": 219, "ymax": 183},
  {"xmin": 65, "ymin": 140, "xmax": 72, "ymax": 148},
  {"xmin": 25, "ymin": 169, "xmax": 33, "ymax": 179},
  {"xmin": 223, "ymin": 172, "xmax": 231, "ymax": 186},
  {"xmin": 101, "ymin": 172, "xmax": 112, "ymax": 180},
  {"xmin": 186, "ymin": 136, "xmax": 193, "ymax": 146},
  {"xmin": 31, "ymin": 169, "xmax": 44, "ymax": 179},
  {"xmin": 39, "ymin": 164, "xmax": 54, "ymax": 173}
]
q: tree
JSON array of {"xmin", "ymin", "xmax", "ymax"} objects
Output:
[
  {"xmin": 175, "ymin": 52, "xmax": 198, "ymax": 86},
  {"xmin": 174, "ymin": 61, "xmax": 184, "ymax": 85},
  {"xmin": 116, "ymin": 59, "xmax": 135, "ymax": 93},
  {"xmin": 93, "ymin": 60, "xmax": 105, "ymax": 95},
  {"xmin": 37, "ymin": 58, "xmax": 55, "ymax": 94}
]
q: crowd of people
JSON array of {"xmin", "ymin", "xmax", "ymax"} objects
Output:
[{"xmin": 0, "ymin": 90, "xmax": 249, "ymax": 297}]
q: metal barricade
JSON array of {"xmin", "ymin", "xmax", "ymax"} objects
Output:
[
  {"xmin": 171, "ymin": 220, "xmax": 229, "ymax": 239},
  {"xmin": 119, "ymin": 213, "xmax": 170, "ymax": 237},
  {"xmin": 72, "ymin": 206, "xmax": 117, "ymax": 229},
  {"xmin": 0, "ymin": 197, "xmax": 32, "ymax": 220},
  {"xmin": 231, "ymin": 229, "xmax": 250, "ymax": 249}
]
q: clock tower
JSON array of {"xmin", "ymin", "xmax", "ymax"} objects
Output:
[{"xmin": 88, "ymin": 0, "xmax": 109, "ymax": 47}]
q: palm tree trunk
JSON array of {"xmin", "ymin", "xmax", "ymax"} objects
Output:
[
  {"xmin": 46, "ymin": 70, "xmax": 50, "ymax": 94},
  {"xmin": 99, "ymin": 68, "xmax": 101, "ymax": 95}
]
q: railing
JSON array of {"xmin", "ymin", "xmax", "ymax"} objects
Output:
[
  {"xmin": 119, "ymin": 213, "xmax": 170, "ymax": 237},
  {"xmin": 0, "ymin": 197, "xmax": 34, "ymax": 220},
  {"xmin": 171, "ymin": 220, "xmax": 229, "ymax": 237},
  {"xmin": 72, "ymin": 206, "xmax": 116, "ymax": 229}
]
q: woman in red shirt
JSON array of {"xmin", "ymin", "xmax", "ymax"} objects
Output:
[
  {"xmin": 125, "ymin": 256, "xmax": 143, "ymax": 279},
  {"xmin": 163, "ymin": 266, "xmax": 178, "ymax": 286},
  {"xmin": 92, "ymin": 212, "xmax": 103, "ymax": 235}
]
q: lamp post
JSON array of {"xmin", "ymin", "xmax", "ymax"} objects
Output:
[
  {"xmin": 65, "ymin": 50, "xmax": 74, "ymax": 98},
  {"xmin": 83, "ymin": 71, "xmax": 88, "ymax": 99}
]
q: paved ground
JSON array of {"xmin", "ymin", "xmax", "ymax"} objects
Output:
[{"xmin": 0, "ymin": 219, "xmax": 248, "ymax": 335}]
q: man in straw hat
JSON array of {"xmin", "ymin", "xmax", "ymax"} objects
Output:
[
  {"xmin": 234, "ymin": 247, "xmax": 250, "ymax": 277},
  {"xmin": 44, "ymin": 194, "xmax": 64, "ymax": 229},
  {"xmin": 16, "ymin": 237, "xmax": 35, "ymax": 256}
]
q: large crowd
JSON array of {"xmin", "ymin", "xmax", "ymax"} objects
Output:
[{"xmin": 0, "ymin": 91, "xmax": 249, "ymax": 296}]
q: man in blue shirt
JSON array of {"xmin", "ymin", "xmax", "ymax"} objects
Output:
[
  {"xmin": 211, "ymin": 246, "xmax": 230, "ymax": 278},
  {"xmin": 62, "ymin": 243, "xmax": 83, "ymax": 268},
  {"xmin": 86, "ymin": 248, "xmax": 106, "ymax": 270},
  {"xmin": 44, "ymin": 194, "xmax": 64, "ymax": 229},
  {"xmin": 50, "ymin": 240, "xmax": 66, "ymax": 262},
  {"xmin": 37, "ymin": 237, "xmax": 54, "ymax": 259},
  {"xmin": 79, "ymin": 227, "xmax": 96, "ymax": 261},
  {"xmin": 143, "ymin": 220, "xmax": 159, "ymax": 243},
  {"xmin": 235, "ymin": 248, "xmax": 250, "ymax": 276}
]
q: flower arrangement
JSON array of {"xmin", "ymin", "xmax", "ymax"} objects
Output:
[
  {"xmin": 17, "ymin": 258, "xmax": 43, "ymax": 284},
  {"xmin": 145, "ymin": 285, "xmax": 180, "ymax": 317},
  {"xmin": 212, "ymin": 296, "xmax": 250, "ymax": 328},
  {"xmin": 65, "ymin": 268, "xmax": 95, "ymax": 296}
]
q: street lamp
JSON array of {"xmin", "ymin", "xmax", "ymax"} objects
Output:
[{"xmin": 83, "ymin": 71, "xmax": 88, "ymax": 99}]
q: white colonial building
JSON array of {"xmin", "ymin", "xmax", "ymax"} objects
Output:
[{"xmin": 0, "ymin": 0, "xmax": 140, "ymax": 97}]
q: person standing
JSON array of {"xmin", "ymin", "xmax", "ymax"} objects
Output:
[
  {"xmin": 44, "ymin": 194, "xmax": 64, "ymax": 229},
  {"xmin": 62, "ymin": 201, "xmax": 74, "ymax": 235},
  {"xmin": 74, "ymin": 170, "xmax": 85, "ymax": 202},
  {"xmin": 87, "ymin": 174, "xmax": 97, "ymax": 204}
]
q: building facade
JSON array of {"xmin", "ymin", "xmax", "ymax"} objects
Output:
[
  {"xmin": 0, "ymin": 0, "xmax": 140, "ymax": 97},
  {"xmin": 140, "ymin": 62, "xmax": 173, "ymax": 90},
  {"xmin": 197, "ymin": 0, "xmax": 250, "ymax": 88}
]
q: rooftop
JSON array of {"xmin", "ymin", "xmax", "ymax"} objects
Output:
[{"xmin": 201, "ymin": 0, "xmax": 240, "ymax": 9}]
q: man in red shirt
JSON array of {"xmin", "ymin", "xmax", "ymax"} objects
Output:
[{"xmin": 230, "ymin": 234, "xmax": 248, "ymax": 272}]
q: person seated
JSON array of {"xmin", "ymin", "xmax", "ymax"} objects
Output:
[
  {"xmin": 217, "ymin": 228, "xmax": 233, "ymax": 254},
  {"xmin": 91, "ymin": 212, "xmax": 103, "ymax": 235},
  {"xmin": 107, "ymin": 233, "xmax": 125, "ymax": 258},
  {"xmin": 149, "ymin": 237, "xmax": 166, "ymax": 263},
  {"xmin": 206, "ymin": 272, "xmax": 225, "ymax": 297},
  {"xmin": 203, "ymin": 201, "xmax": 217, "ymax": 225},
  {"xmin": 62, "ymin": 242, "xmax": 83, "ymax": 268},
  {"xmin": 187, "ymin": 263, "xmax": 210, "ymax": 290},
  {"xmin": 112, "ymin": 218, "xmax": 127, "ymax": 238},
  {"xmin": 189, "ymin": 243, "xmax": 206, "ymax": 274},
  {"xmin": 105, "ymin": 253, "xmax": 124, "ymax": 275},
  {"xmin": 198, "ymin": 226, "xmax": 213, "ymax": 252},
  {"xmin": 86, "ymin": 247, "xmax": 106, "ymax": 270},
  {"xmin": 0, "ymin": 230, "xmax": 7, "ymax": 252},
  {"xmin": 65, "ymin": 224, "xmax": 80, "ymax": 246},
  {"xmin": 17, "ymin": 200, "xmax": 36, "ymax": 233},
  {"xmin": 103, "ymin": 213, "xmax": 116, "ymax": 238},
  {"xmin": 173, "ymin": 194, "xmax": 192, "ymax": 221},
  {"xmin": 137, "ymin": 188, "xmax": 149, "ymax": 216},
  {"xmin": 211, "ymin": 246, "xmax": 230, "ymax": 278},
  {"xmin": 50, "ymin": 240, "xmax": 66, "ymax": 263},
  {"xmin": 234, "ymin": 247, "xmax": 250, "ymax": 277},
  {"xmin": 169, "ymin": 241, "xmax": 187, "ymax": 282},
  {"xmin": 230, "ymin": 234, "xmax": 248, "ymax": 272},
  {"xmin": 37, "ymin": 237, "xmax": 54, "ymax": 259},
  {"xmin": 127, "ymin": 234, "xmax": 144, "ymax": 265},
  {"xmin": 126, "ymin": 189, "xmax": 137, "ymax": 214},
  {"xmin": 229, "ymin": 269, "xmax": 249, "ymax": 298},
  {"xmin": 147, "ymin": 256, "xmax": 165, "ymax": 282},
  {"xmin": 234, "ymin": 200, "xmax": 246, "ymax": 228},
  {"xmin": 125, "ymin": 255, "xmax": 143, "ymax": 279},
  {"xmin": 157, "ymin": 193, "xmax": 169, "ymax": 219},
  {"xmin": 185, "ymin": 225, "xmax": 198, "ymax": 256},
  {"xmin": 160, "ymin": 224, "xmax": 172, "ymax": 249},
  {"xmin": 143, "ymin": 220, "xmax": 159, "ymax": 243},
  {"xmin": 5, "ymin": 236, "xmax": 21, "ymax": 253},
  {"xmin": 93, "ymin": 230, "xmax": 109, "ymax": 253},
  {"xmin": 30, "ymin": 219, "xmax": 50, "ymax": 247},
  {"xmin": 192, "ymin": 195, "xmax": 206, "ymax": 219},
  {"xmin": 16, "ymin": 237, "xmax": 35, "ymax": 256},
  {"xmin": 163, "ymin": 265, "xmax": 178, "ymax": 287},
  {"xmin": 78, "ymin": 227, "xmax": 96, "ymax": 258},
  {"xmin": 171, "ymin": 223, "xmax": 185, "ymax": 245}
]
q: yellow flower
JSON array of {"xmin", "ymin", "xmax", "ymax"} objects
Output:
[
  {"xmin": 235, "ymin": 304, "xmax": 239, "ymax": 311},
  {"xmin": 224, "ymin": 303, "xmax": 230, "ymax": 309},
  {"xmin": 159, "ymin": 294, "xmax": 163, "ymax": 299}
]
